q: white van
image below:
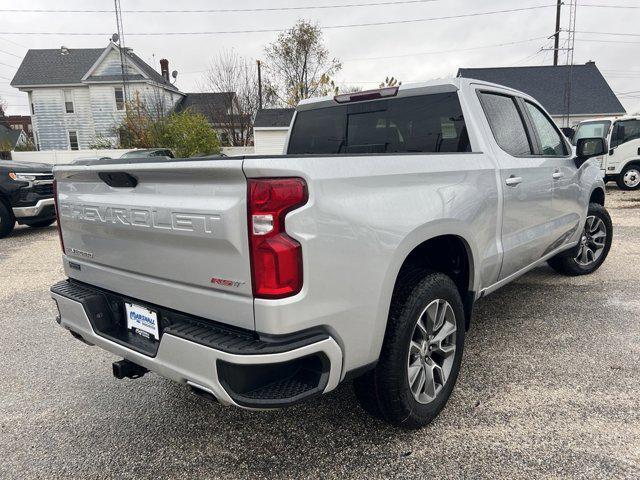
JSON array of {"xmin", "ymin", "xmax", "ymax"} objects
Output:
[{"xmin": 573, "ymin": 116, "xmax": 640, "ymax": 190}]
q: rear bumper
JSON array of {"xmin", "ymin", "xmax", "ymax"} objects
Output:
[
  {"xmin": 12, "ymin": 197, "xmax": 55, "ymax": 219},
  {"xmin": 51, "ymin": 280, "xmax": 343, "ymax": 409}
]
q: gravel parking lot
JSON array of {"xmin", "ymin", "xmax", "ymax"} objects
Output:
[{"xmin": 1, "ymin": 186, "xmax": 638, "ymax": 479}]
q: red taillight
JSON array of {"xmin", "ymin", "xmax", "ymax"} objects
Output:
[
  {"xmin": 247, "ymin": 178, "xmax": 308, "ymax": 299},
  {"xmin": 52, "ymin": 179, "xmax": 65, "ymax": 253}
]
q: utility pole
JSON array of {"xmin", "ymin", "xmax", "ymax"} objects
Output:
[
  {"xmin": 553, "ymin": 0, "xmax": 562, "ymax": 66},
  {"xmin": 114, "ymin": 0, "xmax": 127, "ymax": 105},
  {"xmin": 257, "ymin": 60, "xmax": 263, "ymax": 110}
]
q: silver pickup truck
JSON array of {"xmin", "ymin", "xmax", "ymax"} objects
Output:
[{"xmin": 50, "ymin": 78, "xmax": 612, "ymax": 428}]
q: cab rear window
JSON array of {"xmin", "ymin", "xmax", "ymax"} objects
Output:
[{"xmin": 287, "ymin": 93, "xmax": 471, "ymax": 154}]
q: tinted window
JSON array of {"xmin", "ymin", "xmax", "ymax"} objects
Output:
[
  {"xmin": 479, "ymin": 92, "xmax": 532, "ymax": 156},
  {"xmin": 611, "ymin": 119, "xmax": 640, "ymax": 148},
  {"xmin": 287, "ymin": 93, "xmax": 470, "ymax": 154},
  {"xmin": 572, "ymin": 121, "xmax": 611, "ymax": 145},
  {"xmin": 525, "ymin": 101, "xmax": 567, "ymax": 156}
]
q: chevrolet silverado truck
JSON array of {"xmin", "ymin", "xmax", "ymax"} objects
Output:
[
  {"xmin": 50, "ymin": 79, "xmax": 612, "ymax": 428},
  {"xmin": 0, "ymin": 160, "xmax": 56, "ymax": 238}
]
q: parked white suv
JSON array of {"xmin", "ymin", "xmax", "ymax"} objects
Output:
[
  {"xmin": 573, "ymin": 116, "xmax": 640, "ymax": 190},
  {"xmin": 50, "ymin": 78, "xmax": 612, "ymax": 428}
]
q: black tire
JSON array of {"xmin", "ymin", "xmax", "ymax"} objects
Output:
[
  {"xmin": 616, "ymin": 164, "xmax": 640, "ymax": 191},
  {"xmin": 547, "ymin": 202, "xmax": 612, "ymax": 276},
  {"xmin": 0, "ymin": 200, "xmax": 15, "ymax": 239},
  {"xmin": 353, "ymin": 269, "xmax": 465, "ymax": 429},
  {"xmin": 24, "ymin": 218, "xmax": 56, "ymax": 228}
]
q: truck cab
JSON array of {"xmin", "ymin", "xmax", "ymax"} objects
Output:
[{"xmin": 573, "ymin": 115, "xmax": 640, "ymax": 190}]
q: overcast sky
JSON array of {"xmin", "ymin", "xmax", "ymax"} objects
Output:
[{"xmin": 1, "ymin": 0, "xmax": 639, "ymax": 116}]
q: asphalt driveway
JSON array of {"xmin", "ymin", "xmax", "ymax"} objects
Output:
[{"xmin": 1, "ymin": 186, "xmax": 638, "ymax": 479}]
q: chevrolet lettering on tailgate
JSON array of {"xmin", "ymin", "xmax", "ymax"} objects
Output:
[{"xmin": 59, "ymin": 203, "xmax": 220, "ymax": 235}]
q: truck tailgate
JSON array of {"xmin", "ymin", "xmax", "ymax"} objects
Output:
[{"xmin": 55, "ymin": 159, "xmax": 254, "ymax": 330}]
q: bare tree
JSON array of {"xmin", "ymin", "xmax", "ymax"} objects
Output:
[
  {"xmin": 379, "ymin": 76, "xmax": 402, "ymax": 88},
  {"xmin": 0, "ymin": 96, "xmax": 7, "ymax": 127},
  {"xmin": 201, "ymin": 50, "xmax": 259, "ymax": 146},
  {"xmin": 264, "ymin": 19, "xmax": 342, "ymax": 107}
]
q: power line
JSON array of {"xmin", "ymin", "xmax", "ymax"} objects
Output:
[
  {"xmin": 178, "ymin": 35, "xmax": 549, "ymax": 76},
  {"xmin": 0, "ymin": 47, "xmax": 22, "ymax": 59},
  {"xmin": 577, "ymin": 38, "xmax": 640, "ymax": 45},
  {"xmin": 0, "ymin": 5, "xmax": 557, "ymax": 36},
  {"xmin": 0, "ymin": 0, "xmax": 443, "ymax": 14},
  {"xmin": 345, "ymin": 36, "xmax": 548, "ymax": 61},
  {"xmin": 574, "ymin": 30, "xmax": 640, "ymax": 37},
  {"xmin": 0, "ymin": 36, "xmax": 28, "ymax": 49},
  {"xmin": 0, "ymin": 60, "xmax": 17, "ymax": 69},
  {"xmin": 581, "ymin": 3, "xmax": 640, "ymax": 9}
]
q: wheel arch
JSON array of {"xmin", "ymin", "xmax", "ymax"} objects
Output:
[
  {"xmin": 589, "ymin": 187, "xmax": 605, "ymax": 206},
  {"xmin": 380, "ymin": 225, "xmax": 478, "ymax": 334}
]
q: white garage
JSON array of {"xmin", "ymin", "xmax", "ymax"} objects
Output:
[{"xmin": 253, "ymin": 108, "xmax": 295, "ymax": 155}]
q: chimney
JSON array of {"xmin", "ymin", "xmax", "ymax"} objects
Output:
[{"xmin": 160, "ymin": 59, "xmax": 169, "ymax": 82}]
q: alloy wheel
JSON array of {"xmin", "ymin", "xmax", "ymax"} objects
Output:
[
  {"xmin": 406, "ymin": 299, "xmax": 457, "ymax": 404},
  {"xmin": 575, "ymin": 215, "xmax": 607, "ymax": 266}
]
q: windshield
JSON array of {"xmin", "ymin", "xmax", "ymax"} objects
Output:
[
  {"xmin": 287, "ymin": 92, "xmax": 470, "ymax": 155},
  {"xmin": 572, "ymin": 121, "xmax": 611, "ymax": 145}
]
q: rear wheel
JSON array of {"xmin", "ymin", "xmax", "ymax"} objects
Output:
[
  {"xmin": 24, "ymin": 218, "xmax": 56, "ymax": 228},
  {"xmin": 353, "ymin": 270, "xmax": 465, "ymax": 429},
  {"xmin": 0, "ymin": 201, "xmax": 15, "ymax": 238},
  {"xmin": 616, "ymin": 164, "xmax": 640, "ymax": 190},
  {"xmin": 547, "ymin": 202, "xmax": 612, "ymax": 276}
]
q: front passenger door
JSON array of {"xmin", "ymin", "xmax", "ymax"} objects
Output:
[
  {"xmin": 522, "ymin": 100, "xmax": 583, "ymax": 249},
  {"xmin": 478, "ymin": 91, "xmax": 556, "ymax": 280}
]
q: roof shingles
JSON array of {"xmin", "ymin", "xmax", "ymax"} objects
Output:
[
  {"xmin": 10, "ymin": 44, "xmax": 178, "ymax": 92},
  {"xmin": 457, "ymin": 63, "xmax": 625, "ymax": 116},
  {"xmin": 254, "ymin": 108, "xmax": 295, "ymax": 128}
]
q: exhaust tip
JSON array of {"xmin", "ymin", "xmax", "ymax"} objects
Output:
[{"xmin": 112, "ymin": 359, "xmax": 148, "ymax": 380}]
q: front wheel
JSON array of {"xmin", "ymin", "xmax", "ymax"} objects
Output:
[
  {"xmin": 616, "ymin": 164, "xmax": 640, "ymax": 190},
  {"xmin": 353, "ymin": 270, "xmax": 465, "ymax": 429},
  {"xmin": 0, "ymin": 201, "xmax": 15, "ymax": 238},
  {"xmin": 547, "ymin": 202, "xmax": 612, "ymax": 276}
]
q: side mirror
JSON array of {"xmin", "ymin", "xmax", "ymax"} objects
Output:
[{"xmin": 575, "ymin": 137, "xmax": 607, "ymax": 167}]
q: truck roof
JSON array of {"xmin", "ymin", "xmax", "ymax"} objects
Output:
[
  {"xmin": 296, "ymin": 77, "xmax": 536, "ymax": 111},
  {"xmin": 576, "ymin": 115, "xmax": 640, "ymax": 124}
]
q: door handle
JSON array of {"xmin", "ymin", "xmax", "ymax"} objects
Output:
[
  {"xmin": 552, "ymin": 171, "xmax": 565, "ymax": 180},
  {"xmin": 505, "ymin": 175, "xmax": 523, "ymax": 186}
]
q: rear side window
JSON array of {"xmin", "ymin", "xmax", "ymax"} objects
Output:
[
  {"xmin": 524, "ymin": 101, "xmax": 567, "ymax": 156},
  {"xmin": 479, "ymin": 92, "xmax": 532, "ymax": 156},
  {"xmin": 287, "ymin": 93, "xmax": 471, "ymax": 154}
]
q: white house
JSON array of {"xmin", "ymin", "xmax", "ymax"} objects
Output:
[
  {"xmin": 253, "ymin": 108, "xmax": 295, "ymax": 155},
  {"xmin": 10, "ymin": 43, "xmax": 184, "ymax": 150}
]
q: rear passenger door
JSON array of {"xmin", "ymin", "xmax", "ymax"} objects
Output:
[{"xmin": 478, "ymin": 91, "xmax": 556, "ymax": 280}]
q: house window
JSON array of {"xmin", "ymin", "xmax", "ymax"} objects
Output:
[
  {"xmin": 64, "ymin": 90, "xmax": 74, "ymax": 113},
  {"xmin": 114, "ymin": 87, "xmax": 125, "ymax": 111},
  {"xmin": 68, "ymin": 130, "xmax": 79, "ymax": 150}
]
